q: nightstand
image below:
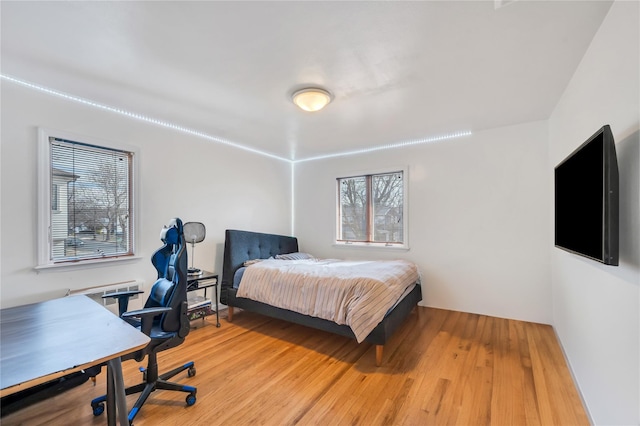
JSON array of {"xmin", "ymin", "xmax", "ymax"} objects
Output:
[{"xmin": 186, "ymin": 271, "xmax": 220, "ymax": 327}]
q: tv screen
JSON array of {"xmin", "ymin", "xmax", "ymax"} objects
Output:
[{"xmin": 554, "ymin": 125, "xmax": 619, "ymax": 266}]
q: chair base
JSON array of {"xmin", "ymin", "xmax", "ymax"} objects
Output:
[{"xmin": 91, "ymin": 360, "xmax": 197, "ymax": 425}]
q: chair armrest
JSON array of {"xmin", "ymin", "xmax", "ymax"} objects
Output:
[
  {"xmin": 122, "ymin": 306, "xmax": 171, "ymax": 318},
  {"xmin": 122, "ymin": 306, "xmax": 172, "ymax": 335},
  {"xmin": 103, "ymin": 290, "xmax": 145, "ymax": 317},
  {"xmin": 102, "ymin": 290, "xmax": 144, "ymax": 299}
]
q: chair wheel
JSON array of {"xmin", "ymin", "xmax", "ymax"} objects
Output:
[
  {"xmin": 92, "ymin": 402, "xmax": 105, "ymax": 416},
  {"xmin": 186, "ymin": 393, "xmax": 197, "ymax": 406},
  {"xmin": 188, "ymin": 367, "xmax": 196, "ymax": 377}
]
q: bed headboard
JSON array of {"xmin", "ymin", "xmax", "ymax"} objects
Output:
[{"xmin": 220, "ymin": 229, "xmax": 298, "ymax": 305}]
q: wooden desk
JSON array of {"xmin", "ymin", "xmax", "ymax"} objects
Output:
[{"xmin": 0, "ymin": 295, "xmax": 150, "ymax": 425}]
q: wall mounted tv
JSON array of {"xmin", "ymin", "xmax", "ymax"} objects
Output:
[{"xmin": 554, "ymin": 124, "xmax": 619, "ymax": 266}]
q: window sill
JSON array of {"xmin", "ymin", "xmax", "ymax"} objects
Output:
[
  {"xmin": 34, "ymin": 256, "xmax": 144, "ymax": 272},
  {"xmin": 332, "ymin": 242, "xmax": 410, "ymax": 251}
]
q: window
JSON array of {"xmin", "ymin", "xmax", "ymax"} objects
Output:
[
  {"xmin": 37, "ymin": 129, "xmax": 136, "ymax": 267},
  {"xmin": 337, "ymin": 170, "xmax": 407, "ymax": 247}
]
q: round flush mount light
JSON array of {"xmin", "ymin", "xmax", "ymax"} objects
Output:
[{"xmin": 292, "ymin": 88, "xmax": 332, "ymax": 112}]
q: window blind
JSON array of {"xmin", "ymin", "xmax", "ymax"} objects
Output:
[{"xmin": 49, "ymin": 137, "xmax": 134, "ymax": 262}]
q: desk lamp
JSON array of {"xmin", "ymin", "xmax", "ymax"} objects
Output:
[{"xmin": 183, "ymin": 222, "xmax": 205, "ymax": 275}]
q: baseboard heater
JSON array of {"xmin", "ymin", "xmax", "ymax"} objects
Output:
[{"xmin": 67, "ymin": 279, "xmax": 145, "ymax": 314}]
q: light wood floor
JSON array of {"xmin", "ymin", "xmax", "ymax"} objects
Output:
[{"xmin": 2, "ymin": 307, "xmax": 589, "ymax": 426}]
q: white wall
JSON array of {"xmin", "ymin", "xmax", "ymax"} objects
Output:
[
  {"xmin": 0, "ymin": 81, "xmax": 292, "ymax": 308},
  {"xmin": 294, "ymin": 120, "xmax": 552, "ymax": 324},
  {"xmin": 548, "ymin": 1, "xmax": 640, "ymax": 424}
]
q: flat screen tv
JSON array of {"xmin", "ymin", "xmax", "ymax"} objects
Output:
[{"xmin": 554, "ymin": 124, "xmax": 619, "ymax": 266}]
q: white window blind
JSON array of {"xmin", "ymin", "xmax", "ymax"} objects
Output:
[{"xmin": 48, "ymin": 137, "xmax": 134, "ymax": 263}]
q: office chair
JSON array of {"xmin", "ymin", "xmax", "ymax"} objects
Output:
[{"xmin": 91, "ymin": 218, "xmax": 197, "ymax": 425}]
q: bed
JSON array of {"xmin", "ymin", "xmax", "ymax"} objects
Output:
[{"xmin": 220, "ymin": 229, "xmax": 422, "ymax": 366}]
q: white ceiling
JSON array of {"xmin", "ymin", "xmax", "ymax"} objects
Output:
[{"xmin": 1, "ymin": 1, "xmax": 613, "ymax": 161}]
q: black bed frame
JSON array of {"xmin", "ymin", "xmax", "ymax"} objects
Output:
[{"xmin": 220, "ymin": 229, "xmax": 422, "ymax": 366}]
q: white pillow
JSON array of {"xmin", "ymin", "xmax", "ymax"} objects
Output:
[{"xmin": 274, "ymin": 252, "xmax": 315, "ymax": 260}]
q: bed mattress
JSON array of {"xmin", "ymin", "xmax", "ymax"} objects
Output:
[{"xmin": 235, "ymin": 258, "xmax": 420, "ymax": 342}]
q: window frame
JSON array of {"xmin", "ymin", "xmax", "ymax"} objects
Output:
[
  {"xmin": 335, "ymin": 167, "xmax": 409, "ymax": 250},
  {"xmin": 36, "ymin": 128, "xmax": 140, "ymax": 270}
]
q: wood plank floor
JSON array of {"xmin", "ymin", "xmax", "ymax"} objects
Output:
[{"xmin": 2, "ymin": 307, "xmax": 589, "ymax": 425}]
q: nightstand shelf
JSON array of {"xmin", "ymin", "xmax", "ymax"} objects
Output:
[{"xmin": 186, "ymin": 271, "xmax": 220, "ymax": 327}]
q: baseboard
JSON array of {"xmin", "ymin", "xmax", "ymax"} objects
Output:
[{"xmin": 551, "ymin": 325, "xmax": 594, "ymax": 425}]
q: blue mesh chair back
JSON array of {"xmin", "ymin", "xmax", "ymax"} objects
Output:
[{"xmin": 147, "ymin": 218, "xmax": 188, "ymax": 334}]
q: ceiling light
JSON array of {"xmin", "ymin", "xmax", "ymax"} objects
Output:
[{"xmin": 292, "ymin": 88, "xmax": 332, "ymax": 112}]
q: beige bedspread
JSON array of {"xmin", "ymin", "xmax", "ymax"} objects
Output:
[{"xmin": 236, "ymin": 258, "xmax": 420, "ymax": 342}]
